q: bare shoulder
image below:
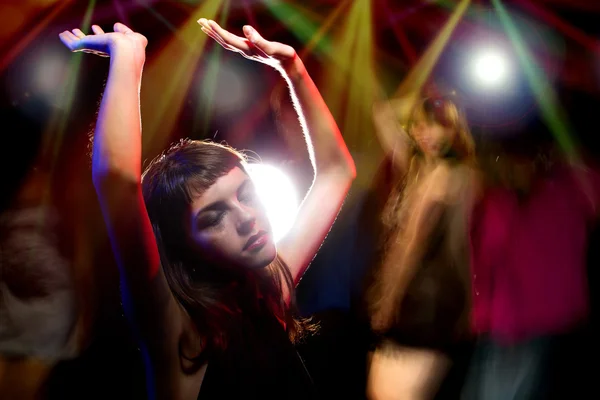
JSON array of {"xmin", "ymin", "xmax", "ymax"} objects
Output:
[
  {"xmin": 428, "ymin": 162, "xmax": 476, "ymax": 204},
  {"xmin": 177, "ymin": 362, "xmax": 209, "ymax": 400}
]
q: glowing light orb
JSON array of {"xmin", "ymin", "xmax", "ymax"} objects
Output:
[
  {"xmin": 200, "ymin": 63, "xmax": 248, "ymax": 113},
  {"xmin": 246, "ymin": 164, "xmax": 299, "ymax": 243},
  {"xmin": 35, "ymin": 54, "xmax": 67, "ymax": 95},
  {"xmin": 472, "ymin": 50, "xmax": 509, "ymax": 87},
  {"xmin": 25, "ymin": 51, "xmax": 69, "ymax": 109}
]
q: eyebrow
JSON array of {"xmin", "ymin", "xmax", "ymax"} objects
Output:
[{"xmin": 194, "ymin": 178, "xmax": 253, "ymax": 219}]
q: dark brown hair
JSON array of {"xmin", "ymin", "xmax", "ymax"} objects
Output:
[{"xmin": 141, "ymin": 139, "xmax": 309, "ymax": 355}]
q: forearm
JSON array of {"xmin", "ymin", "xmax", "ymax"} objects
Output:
[
  {"xmin": 282, "ymin": 57, "xmax": 355, "ymax": 178},
  {"xmin": 382, "ymin": 200, "xmax": 445, "ymax": 306},
  {"xmin": 373, "ymin": 100, "xmax": 410, "ymax": 172},
  {"xmin": 382, "ymin": 242, "xmax": 424, "ymax": 306},
  {"xmin": 89, "ymin": 47, "xmax": 164, "ymax": 298},
  {"xmin": 92, "ymin": 47, "xmax": 144, "ymax": 186},
  {"xmin": 372, "ymin": 238, "xmax": 429, "ymax": 332}
]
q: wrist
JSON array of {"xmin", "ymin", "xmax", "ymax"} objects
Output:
[
  {"xmin": 109, "ymin": 39, "xmax": 146, "ymax": 70},
  {"xmin": 280, "ymin": 53, "xmax": 306, "ymax": 83}
]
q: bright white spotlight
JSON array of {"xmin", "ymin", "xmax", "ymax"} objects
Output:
[
  {"xmin": 472, "ymin": 50, "xmax": 509, "ymax": 87},
  {"xmin": 246, "ymin": 164, "xmax": 299, "ymax": 243}
]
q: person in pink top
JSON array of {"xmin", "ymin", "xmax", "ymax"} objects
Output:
[{"xmin": 463, "ymin": 139, "xmax": 600, "ymax": 400}]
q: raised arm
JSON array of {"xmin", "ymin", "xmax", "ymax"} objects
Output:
[
  {"xmin": 372, "ymin": 98, "xmax": 413, "ymax": 174},
  {"xmin": 59, "ymin": 23, "xmax": 187, "ymax": 388},
  {"xmin": 198, "ymin": 20, "xmax": 356, "ymax": 287}
]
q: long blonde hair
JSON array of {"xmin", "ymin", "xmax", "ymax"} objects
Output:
[
  {"xmin": 369, "ymin": 95, "xmax": 475, "ymax": 332},
  {"xmin": 383, "ymin": 95, "xmax": 474, "ymax": 233}
]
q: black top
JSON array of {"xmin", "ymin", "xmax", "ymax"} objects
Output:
[
  {"xmin": 384, "ymin": 206, "xmax": 471, "ymax": 352},
  {"xmin": 198, "ymin": 306, "xmax": 318, "ymax": 399}
]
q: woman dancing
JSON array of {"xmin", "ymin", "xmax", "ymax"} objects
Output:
[
  {"xmin": 367, "ymin": 95, "xmax": 476, "ymax": 399},
  {"xmin": 59, "ymin": 19, "xmax": 355, "ymax": 399}
]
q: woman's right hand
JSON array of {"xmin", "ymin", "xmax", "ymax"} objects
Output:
[{"xmin": 59, "ymin": 22, "xmax": 147, "ymax": 70}]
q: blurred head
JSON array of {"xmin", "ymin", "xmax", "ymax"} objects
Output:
[
  {"xmin": 407, "ymin": 96, "xmax": 474, "ymax": 161},
  {"xmin": 142, "ymin": 140, "xmax": 276, "ymax": 274}
]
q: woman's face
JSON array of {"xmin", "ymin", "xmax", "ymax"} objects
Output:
[
  {"xmin": 411, "ymin": 119, "xmax": 455, "ymax": 158},
  {"xmin": 185, "ymin": 166, "xmax": 276, "ymax": 270}
]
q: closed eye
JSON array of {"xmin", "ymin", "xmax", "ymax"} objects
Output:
[
  {"xmin": 196, "ymin": 202, "xmax": 228, "ymax": 229},
  {"xmin": 198, "ymin": 211, "xmax": 225, "ymax": 229}
]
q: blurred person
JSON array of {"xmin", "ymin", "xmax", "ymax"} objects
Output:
[
  {"xmin": 58, "ymin": 18, "xmax": 354, "ymax": 400},
  {"xmin": 366, "ymin": 94, "xmax": 478, "ymax": 400},
  {"xmin": 0, "ymin": 165, "xmax": 79, "ymax": 399},
  {"xmin": 463, "ymin": 136, "xmax": 600, "ymax": 400}
]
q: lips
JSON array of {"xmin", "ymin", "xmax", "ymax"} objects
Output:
[{"xmin": 243, "ymin": 230, "xmax": 268, "ymax": 251}]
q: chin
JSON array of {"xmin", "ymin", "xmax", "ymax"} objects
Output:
[
  {"xmin": 260, "ymin": 243, "xmax": 278, "ymax": 267},
  {"xmin": 247, "ymin": 243, "xmax": 277, "ymax": 270}
]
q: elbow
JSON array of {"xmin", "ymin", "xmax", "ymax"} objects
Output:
[
  {"xmin": 92, "ymin": 151, "xmax": 141, "ymax": 189},
  {"xmin": 92, "ymin": 165, "xmax": 141, "ymax": 196},
  {"xmin": 336, "ymin": 137, "xmax": 357, "ymax": 181},
  {"xmin": 347, "ymin": 157, "xmax": 357, "ymax": 180},
  {"xmin": 316, "ymin": 150, "xmax": 356, "ymax": 183},
  {"xmin": 339, "ymin": 150, "xmax": 357, "ymax": 181},
  {"xmin": 343, "ymin": 163, "xmax": 357, "ymax": 184},
  {"xmin": 312, "ymin": 160, "xmax": 355, "ymax": 197}
]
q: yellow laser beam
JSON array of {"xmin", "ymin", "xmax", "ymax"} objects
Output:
[{"xmin": 141, "ymin": 0, "xmax": 226, "ymax": 157}]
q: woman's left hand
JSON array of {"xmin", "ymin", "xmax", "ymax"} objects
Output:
[{"xmin": 198, "ymin": 18, "xmax": 297, "ymax": 71}]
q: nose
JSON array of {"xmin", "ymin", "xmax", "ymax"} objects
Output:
[{"xmin": 236, "ymin": 206, "xmax": 256, "ymax": 235}]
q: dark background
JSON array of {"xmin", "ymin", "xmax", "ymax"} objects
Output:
[{"xmin": 1, "ymin": 0, "xmax": 599, "ymax": 398}]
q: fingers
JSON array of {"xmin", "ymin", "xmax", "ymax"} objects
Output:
[
  {"xmin": 58, "ymin": 29, "xmax": 110, "ymax": 56},
  {"xmin": 242, "ymin": 25, "xmax": 269, "ymax": 58},
  {"xmin": 203, "ymin": 19, "xmax": 251, "ymax": 52},
  {"xmin": 59, "ymin": 31, "xmax": 79, "ymax": 43},
  {"xmin": 197, "ymin": 18, "xmax": 296, "ymax": 66},
  {"xmin": 59, "ymin": 22, "xmax": 144, "ymax": 58},
  {"xmin": 66, "ymin": 23, "xmax": 129, "ymax": 39},
  {"xmin": 201, "ymin": 26, "xmax": 235, "ymax": 52},
  {"xmin": 113, "ymin": 22, "xmax": 133, "ymax": 34},
  {"xmin": 91, "ymin": 25, "xmax": 104, "ymax": 35},
  {"xmin": 242, "ymin": 24, "xmax": 295, "ymax": 60},
  {"xmin": 198, "ymin": 18, "xmax": 272, "ymax": 62},
  {"xmin": 198, "ymin": 19, "xmax": 240, "ymax": 53},
  {"xmin": 199, "ymin": 25, "xmax": 222, "ymax": 44},
  {"xmin": 59, "ymin": 30, "xmax": 81, "ymax": 51},
  {"xmin": 72, "ymin": 28, "xmax": 85, "ymax": 39},
  {"xmin": 242, "ymin": 25, "xmax": 263, "ymax": 46}
]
